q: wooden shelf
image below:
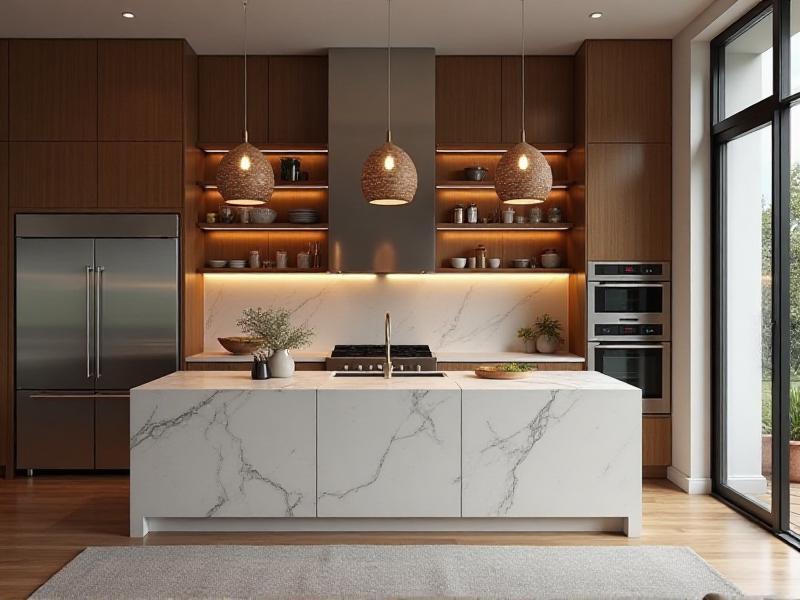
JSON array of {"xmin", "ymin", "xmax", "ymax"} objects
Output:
[
  {"xmin": 436, "ymin": 222, "xmax": 573, "ymax": 231},
  {"xmin": 201, "ymin": 268, "xmax": 327, "ymax": 274},
  {"xmin": 436, "ymin": 268, "xmax": 572, "ymax": 274},
  {"xmin": 436, "ymin": 180, "xmax": 571, "ymax": 190},
  {"xmin": 198, "ymin": 223, "xmax": 329, "ymax": 232},
  {"xmin": 198, "ymin": 142, "xmax": 328, "ymax": 154},
  {"xmin": 436, "ymin": 143, "xmax": 572, "ymax": 154},
  {"xmin": 199, "ymin": 180, "xmax": 328, "ymax": 191}
]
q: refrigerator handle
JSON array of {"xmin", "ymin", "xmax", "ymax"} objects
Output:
[
  {"xmin": 95, "ymin": 266, "xmax": 104, "ymax": 379},
  {"xmin": 85, "ymin": 265, "xmax": 94, "ymax": 379}
]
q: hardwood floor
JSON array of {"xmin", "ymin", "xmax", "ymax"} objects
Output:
[{"xmin": 0, "ymin": 476, "xmax": 798, "ymax": 599}]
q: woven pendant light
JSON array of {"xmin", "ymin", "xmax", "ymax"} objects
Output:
[
  {"xmin": 361, "ymin": 0, "xmax": 418, "ymax": 205},
  {"xmin": 217, "ymin": 0, "xmax": 274, "ymax": 206},
  {"xmin": 494, "ymin": 0, "xmax": 552, "ymax": 206}
]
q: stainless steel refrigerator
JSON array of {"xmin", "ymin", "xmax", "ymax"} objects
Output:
[{"xmin": 15, "ymin": 214, "xmax": 179, "ymax": 472}]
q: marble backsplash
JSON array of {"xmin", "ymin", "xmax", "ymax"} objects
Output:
[{"xmin": 203, "ymin": 273, "xmax": 570, "ymax": 353}]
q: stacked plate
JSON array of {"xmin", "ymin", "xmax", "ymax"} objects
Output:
[
  {"xmin": 228, "ymin": 259, "xmax": 247, "ymax": 269},
  {"xmin": 288, "ymin": 208, "xmax": 319, "ymax": 224}
]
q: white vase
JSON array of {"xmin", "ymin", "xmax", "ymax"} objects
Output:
[
  {"xmin": 268, "ymin": 349, "xmax": 295, "ymax": 378},
  {"xmin": 535, "ymin": 336, "xmax": 558, "ymax": 354},
  {"xmin": 523, "ymin": 338, "xmax": 536, "ymax": 353}
]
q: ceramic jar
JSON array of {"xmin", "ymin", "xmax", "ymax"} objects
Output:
[
  {"xmin": 540, "ymin": 249, "xmax": 561, "ymax": 269},
  {"xmin": 268, "ymin": 349, "xmax": 295, "ymax": 378}
]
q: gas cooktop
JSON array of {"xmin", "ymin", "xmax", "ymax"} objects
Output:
[
  {"xmin": 327, "ymin": 344, "xmax": 437, "ymax": 372},
  {"xmin": 331, "ymin": 344, "xmax": 433, "ymax": 358}
]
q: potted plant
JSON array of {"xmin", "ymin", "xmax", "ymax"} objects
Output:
[
  {"xmin": 235, "ymin": 307, "xmax": 315, "ymax": 378},
  {"xmin": 761, "ymin": 387, "xmax": 800, "ymax": 483},
  {"xmin": 531, "ymin": 313, "xmax": 564, "ymax": 354},
  {"xmin": 517, "ymin": 326, "xmax": 536, "ymax": 353}
]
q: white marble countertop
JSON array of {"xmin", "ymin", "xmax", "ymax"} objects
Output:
[
  {"xmin": 135, "ymin": 370, "xmax": 633, "ymax": 393},
  {"xmin": 185, "ymin": 351, "xmax": 584, "ymax": 364}
]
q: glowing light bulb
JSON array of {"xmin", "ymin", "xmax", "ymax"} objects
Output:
[
  {"xmin": 240, "ymin": 155, "xmax": 251, "ymax": 171},
  {"xmin": 384, "ymin": 154, "xmax": 395, "ymax": 171},
  {"xmin": 518, "ymin": 154, "xmax": 529, "ymax": 170}
]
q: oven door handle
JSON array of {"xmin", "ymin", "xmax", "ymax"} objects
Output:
[
  {"xmin": 594, "ymin": 344, "xmax": 664, "ymax": 349},
  {"xmin": 594, "ymin": 283, "xmax": 665, "ymax": 288}
]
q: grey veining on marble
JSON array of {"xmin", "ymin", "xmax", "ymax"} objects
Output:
[
  {"xmin": 203, "ymin": 274, "xmax": 569, "ymax": 353},
  {"xmin": 131, "ymin": 388, "xmax": 316, "ymax": 530},
  {"xmin": 461, "ymin": 387, "xmax": 641, "ymax": 524},
  {"xmin": 317, "ymin": 389, "xmax": 461, "ymax": 517}
]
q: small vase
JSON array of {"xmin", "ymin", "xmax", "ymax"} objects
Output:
[
  {"xmin": 523, "ymin": 338, "xmax": 536, "ymax": 354},
  {"xmin": 535, "ymin": 336, "xmax": 558, "ymax": 354},
  {"xmin": 268, "ymin": 349, "xmax": 295, "ymax": 378}
]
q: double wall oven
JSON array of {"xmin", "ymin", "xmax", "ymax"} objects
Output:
[{"xmin": 587, "ymin": 261, "xmax": 671, "ymax": 414}]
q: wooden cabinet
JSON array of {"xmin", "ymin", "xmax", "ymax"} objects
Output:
[
  {"xmin": 501, "ymin": 56, "xmax": 573, "ymax": 145},
  {"xmin": 268, "ymin": 56, "xmax": 328, "ymax": 144},
  {"xmin": 198, "ymin": 55, "xmax": 268, "ymax": 144},
  {"xmin": 99, "ymin": 40, "xmax": 183, "ymax": 141},
  {"xmin": 586, "ymin": 143, "xmax": 671, "ymax": 261},
  {"xmin": 98, "ymin": 142, "xmax": 183, "ymax": 209},
  {"xmin": 643, "ymin": 416, "xmax": 671, "ymax": 468},
  {"xmin": 585, "ymin": 40, "xmax": 671, "ymax": 144},
  {"xmin": 9, "ymin": 142, "xmax": 97, "ymax": 209},
  {"xmin": 436, "ymin": 56, "xmax": 502, "ymax": 144},
  {"xmin": 0, "ymin": 40, "xmax": 8, "ymax": 140},
  {"xmin": 9, "ymin": 40, "xmax": 97, "ymax": 141},
  {"xmin": 0, "ymin": 142, "xmax": 6, "ymax": 472}
]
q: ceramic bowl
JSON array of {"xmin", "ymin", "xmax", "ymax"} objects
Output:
[
  {"xmin": 450, "ymin": 257, "xmax": 468, "ymax": 269},
  {"xmin": 513, "ymin": 258, "xmax": 531, "ymax": 268},
  {"xmin": 250, "ymin": 207, "xmax": 278, "ymax": 224},
  {"xmin": 217, "ymin": 336, "xmax": 265, "ymax": 355},
  {"xmin": 207, "ymin": 259, "xmax": 227, "ymax": 268},
  {"xmin": 464, "ymin": 166, "xmax": 488, "ymax": 181},
  {"xmin": 488, "ymin": 258, "xmax": 502, "ymax": 269}
]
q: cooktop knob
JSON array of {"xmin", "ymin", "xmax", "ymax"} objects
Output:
[
  {"xmin": 343, "ymin": 364, "xmax": 349, "ymax": 371},
  {"xmin": 357, "ymin": 364, "xmax": 363, "ymax": 371},
  {"xmin": 377, "ymin": 363, "xmax": 384, "ymax": 370},
  {"xmin": 416, "ymin": 364, "xmax": 422, "ymax": 371},
  {"xmin": 398, "ymin": 365, "xmax": 405, "ymax": 371},
  {"xmin": 368, "ymin": 364, "xmax": 374, "ymax": 370}
]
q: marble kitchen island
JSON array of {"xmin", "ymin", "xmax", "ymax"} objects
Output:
[{"xmin": 130, "ymin": 371, "xmax": 642, "ymax": 537}]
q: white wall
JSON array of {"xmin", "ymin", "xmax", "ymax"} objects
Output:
[
  {"xmin": 203, "ymin": 274, "xmax": 570, "ymax": 354},
  {"xmin": 671, "ymin": 0, "xmax": 762, "ymax": 494}
]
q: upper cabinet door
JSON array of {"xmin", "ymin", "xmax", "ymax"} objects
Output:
[
  {"xmin": 268, "ymin": 56, "xmax": 327, "ymax": 144},
  {"xmin": 501, "ymin": 56, "xmax": 573, "ymax": 146},
  {"xmin": 585, "ymin": 40, "xmax": 671, "ymax": 144},
  {"xmin": 436, "ymin": 56, "xmax": 502, "ymax": 144},
  {"xmin": 0, "ymin": 41, "xmax": 8, "ymax": 140},
  {"xmin": 586, "ymin": 143, "xmax": 671, "ymax": 261},
  {"xmin": 98, "ymin": 142, "xmax": 183, "ymax": 209},
  {"xmin": 198, "ymin": 55, "xmax": 268, "ymax": 144},
  {"xmin": 9, "ymin": 40, "xmax": 97, "ymax": 141},
  {"xmin": 99, "ymin": 40, "xmax": 183, "ymax": 141}
]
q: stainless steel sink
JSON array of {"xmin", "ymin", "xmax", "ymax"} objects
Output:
[{"xmin": 332, "ymin": 372, "xmax": 446, "ymax": 378}]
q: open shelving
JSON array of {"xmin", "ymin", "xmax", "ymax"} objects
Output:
[{"xmin": 199, "ymin": 144, "xmax": 330, "ymax": 272}]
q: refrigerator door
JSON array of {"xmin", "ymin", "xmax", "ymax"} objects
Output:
[
  {"xmin": 94, "ymin": 238, "xmax": 178, "ymax": 390},
  {"xmin": 16, "ymin": 238, "xmax": 95, "ymax": 390}
]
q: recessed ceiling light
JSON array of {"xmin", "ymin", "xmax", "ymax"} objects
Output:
[
  {"xmin": 122, "ymin": 11, "xmax": 135, "ymax": 19},
  {"xmin": 589, "ymin": 11, "xmax": 603, "ymax": 19}
]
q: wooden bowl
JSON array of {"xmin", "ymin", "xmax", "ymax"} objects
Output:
[
  {"xmin": 217, "ymin": 337, "xmax": 264, "ymax": 355},
  {"xmin": 474, "ymin": 366, "xmax": 537, "ymax": 380}
]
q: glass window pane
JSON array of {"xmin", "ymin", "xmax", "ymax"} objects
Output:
[
  {"xmin": 724, "ymin": 124, "xmax": 773, "ymax": 512},
  {"xmin": 790, "ymin": 105, "xmax": 800, "ymax": 533},
  {"xmin": 791, "ymin": 1, "xmax": 800, "ymax": 94},
  {"xmin": 723, "ymin": 13, "xmax": 773, "ymax": 118}
]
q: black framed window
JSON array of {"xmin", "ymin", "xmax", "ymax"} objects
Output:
[{"xmin": 712, "ymin": 0, "xmax": 800, "ymax": 549}]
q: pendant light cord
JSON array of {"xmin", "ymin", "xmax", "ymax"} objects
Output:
[
  {"xmin": 243, "ymin": 0, "xmax": 249, "ymax": 143},
  {"xmin": 386, "ymin": 0, "xmax": 392, "ymax": 142},
  {"xmin": 520, "ymin": 0, "xmax": 526, "ymax": 142}
]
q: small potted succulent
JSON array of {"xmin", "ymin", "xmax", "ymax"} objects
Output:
[
  {"xmin": 532, "ymin": 313, "xmax": 564, "ymax": 354},
  {"xmin": 235, "ymin": 307, "xmax": 315, "ymax": 378}
]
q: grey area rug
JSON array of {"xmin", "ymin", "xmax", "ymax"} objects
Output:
[{"xmin": 31, "ymin": 544, "xmax": 742, "ymax": 600}]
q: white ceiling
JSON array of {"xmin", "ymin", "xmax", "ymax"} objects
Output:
[{"xmin": 0, "ymin": 0, "xmax": 716, "ymax": 55}]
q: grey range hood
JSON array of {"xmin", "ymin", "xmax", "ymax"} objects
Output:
[{"xmin": 328, "ymin": 48, "xmax": 435, "ymax": 273}]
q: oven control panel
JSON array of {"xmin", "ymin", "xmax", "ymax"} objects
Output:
[
  {"xmin": 594, "ymin": 324, "xmax": 663, "ymax": 337},
  {"xmin": 588, "ymin": 261, "xmax": 670, "ymax": 282}
]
